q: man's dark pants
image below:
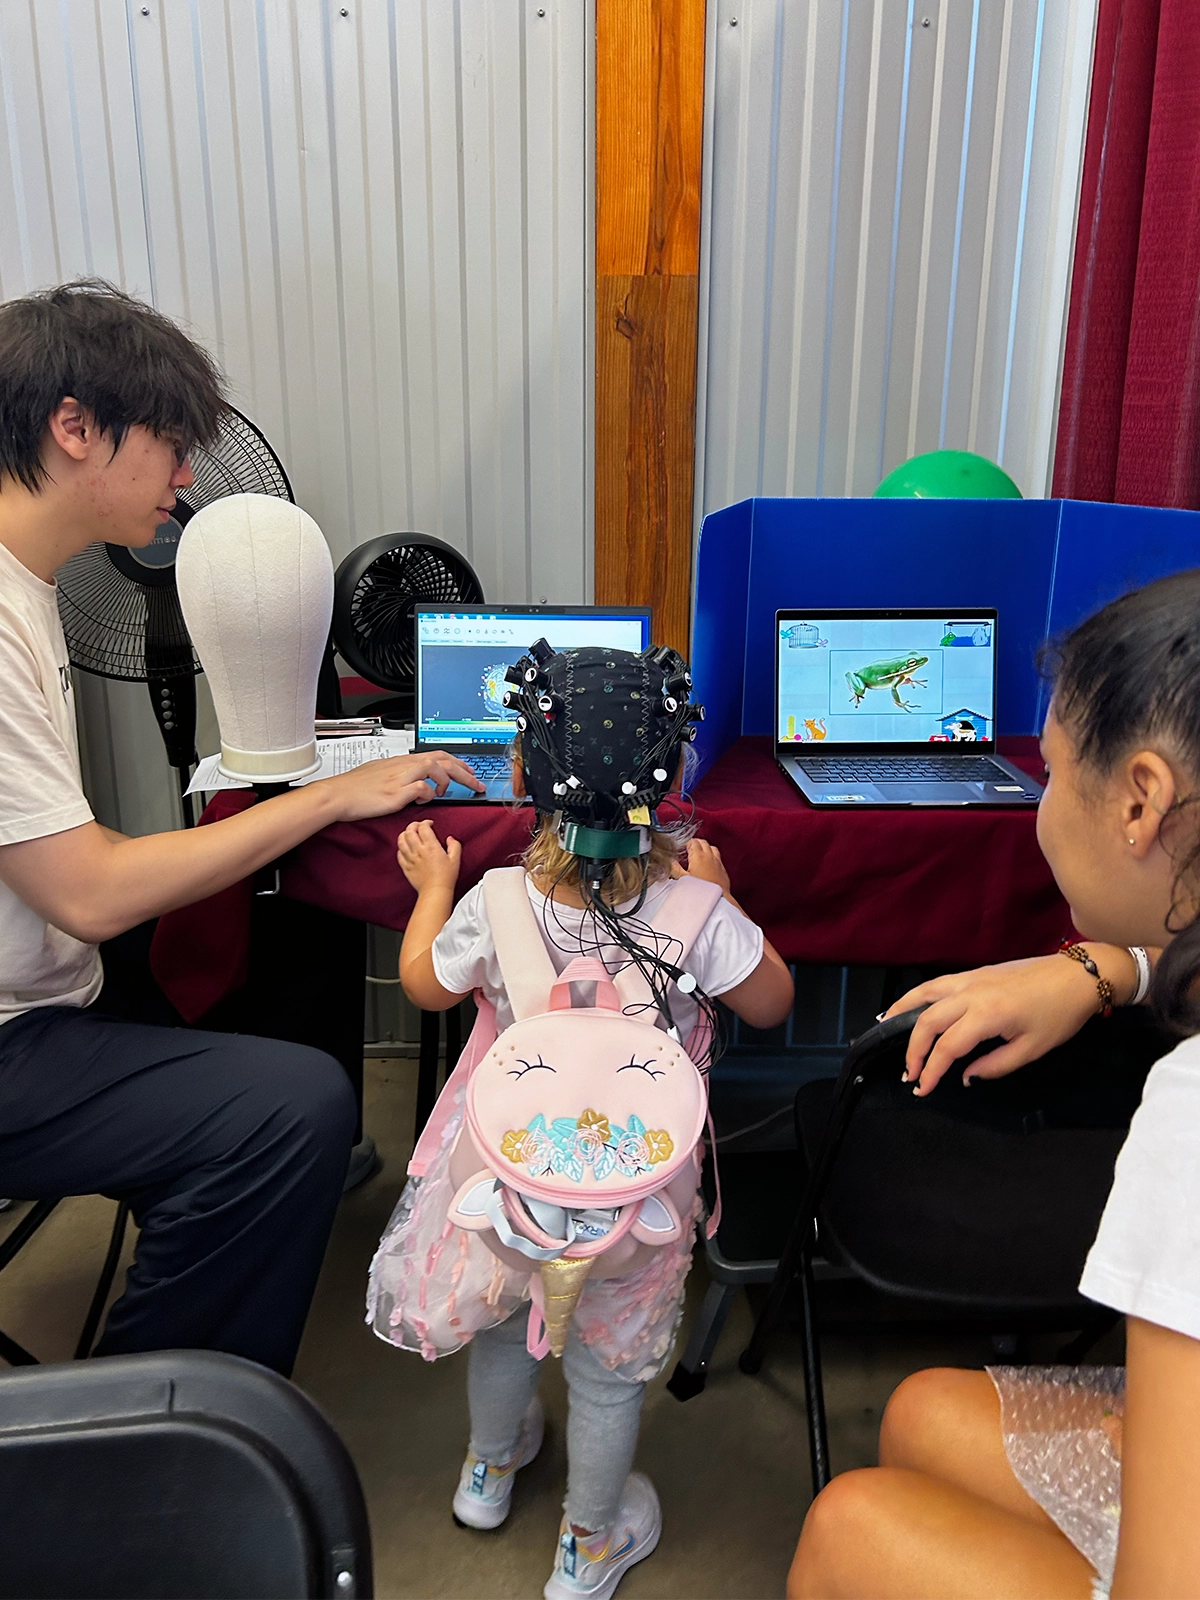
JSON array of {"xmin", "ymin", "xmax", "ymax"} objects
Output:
[{"xmin": 0, "ymin": 997, "xmax": 356, "ymax": 1375}]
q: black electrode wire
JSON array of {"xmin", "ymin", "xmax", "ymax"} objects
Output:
[
  {"xmin": 530, "ymin": 849, "xmax": 726, "ymax": 1075},
  {"xmin": 509, "ymin": 641, "xmax": 723, "ymax": 1072},
  {"xmin": 712, "ymin": 1104, "xmax": 791, "ymax": 1147}
]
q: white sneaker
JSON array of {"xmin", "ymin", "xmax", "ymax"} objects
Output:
[
  {"xmin": 452, "ymin": 1396, "xmax": 545, "ymax": 1530},
  {"xmin": 543, "ymin": 1474, "xmax": 661, "ymax": 1600}
]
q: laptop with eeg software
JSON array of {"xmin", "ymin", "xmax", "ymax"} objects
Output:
[
  {"xmin": 775, "ymin": 607, "xmax": 1043, "ymax": 807},
  {"xmin": 415, "ymin": 604, "xmax": 652, "ymax": 802}
]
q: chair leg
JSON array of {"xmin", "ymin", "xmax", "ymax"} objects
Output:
[
  {"xmin": 74, "ymin": 1201, "xmax": 131, "ymax": 1360},
  {"xmin": 415, "ymin": 1009, "xmax": 442, "ymax": 1139},
  {"xmin": 0, "ymin": 1328, "xmax": 38, "ymax": 1366},
  {"xmin": 1056, "ymin": 1310, "xmax": 1121, "ymax": 1364},
  {"xmin": 740, "ymin": 1072, "xmax": 866, "ymax": 1377},
  {"xmin": 800, "ymin": 1244, "xmax": 830, "ymax": 1493},
  {"xmin": 0, "ymin": 1199, "xmax": 59, "ymax": 1275},
  {"xmin": 0, "ymin": 1200, "xmax": 61, "ymax": 1367},
  {"xmin": 667, "ymin": 1282, "xmax": 738, "ymax": 1401},
  {"xmin": 738, "ymin": 1213, "xmax": 811, "ymax": 1377}
]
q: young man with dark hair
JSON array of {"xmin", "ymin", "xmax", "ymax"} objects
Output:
[{"xmin": 0, "ymin": 281, "xmax": 483, "ymax": 1373}]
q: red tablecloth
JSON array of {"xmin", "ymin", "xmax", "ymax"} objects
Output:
[
  {"xmin": 151, "ymin": 736, "xmax": 1070, "ymax": 1020},
  {"xmin": 693, "ymin": 737, "xmax": 1069, "ymax": 967}
]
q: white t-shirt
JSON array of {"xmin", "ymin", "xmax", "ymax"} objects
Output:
[
  {"xmin": 0, "ymin": 540, "xmax": 102, "ymax": 1025},
  {"xmin": 1081, "ymin": 1032, "xmax": 1200, "ymax": 1338},
  {"xmin": 432, "ymin": 872, "xmax": 765, "ymax": 1036}
]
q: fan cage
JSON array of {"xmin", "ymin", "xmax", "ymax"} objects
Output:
[{"xmin": 338, "ymin": 540, "xmax": 484, "ymax": 692}]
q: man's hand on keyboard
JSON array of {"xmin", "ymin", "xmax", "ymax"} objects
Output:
[{"xmin": 321, "ymin": 750, "xmax": 484, "ymax": 821}]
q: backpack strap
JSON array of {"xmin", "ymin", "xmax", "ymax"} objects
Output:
[
  {"xmin": 609, "ymin": 875, "xmax": 727, "ymax": 1239},
  {"xmin": 482, "ymin": 867, "xmax": 559, "ymax": 1022},
  {"xmin": 611, "ymin": 875, "xmax": 724, "ymax": 1013},
  {"xmin": 406, "ymin": 994, "xmax": 497, "ymax": 1177}
]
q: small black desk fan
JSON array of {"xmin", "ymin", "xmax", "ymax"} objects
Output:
[
  {"xmin": 332, "ymin": 533, "xmax": 483, "ymax": 724},
  {"xmin": 56, "ymin": 409, "xmax": 292, "ymax": 824}
]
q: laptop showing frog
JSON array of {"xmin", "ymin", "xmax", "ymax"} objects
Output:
[
  {"xmin": 414, "ymin": 604, "xmax": 652, "ymax": 801},
  {"xmin": 775, "ymin": 607, "xmax": 1043, "ymax": 807}
]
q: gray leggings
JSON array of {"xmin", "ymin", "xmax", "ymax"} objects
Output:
[{"xmin": 468, "ymin": 1307, "xmax": 646, "ymax": 1531}]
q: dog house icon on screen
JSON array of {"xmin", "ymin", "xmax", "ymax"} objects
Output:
[{"xmin": 941, "ymin": 708, "xmax": 988, "ymax": 741}]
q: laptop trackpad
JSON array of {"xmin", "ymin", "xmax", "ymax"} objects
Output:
[
  {"xmin": 427, "ymin": 778, "xmax": 517, "ymax": 803},
  {"xmin": 895, "ymin": 782, "xmax": 975, "ymax": 804}
]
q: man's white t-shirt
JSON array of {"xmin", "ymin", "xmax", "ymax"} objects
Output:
[
  {"xmin": 432, "ymin": 872, "xmax": 764, "ymax": 1035},
  {"xmin": 1081, "ymin": 1032, "xmax": 1200, "ymax": 1338},
  {"xmin": 0, "ymin": 540, "xmax": 102, "ymax": 1025}
]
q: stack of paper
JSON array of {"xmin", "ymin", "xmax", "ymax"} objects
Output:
[{"xmin": 187, "ymin": 730, "xmax": 416, "ymax": 795}]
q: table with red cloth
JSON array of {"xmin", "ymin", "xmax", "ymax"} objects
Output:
[{"xmin": 151, "ymin": 735, "xmax": 1070, "ymax": 1021}]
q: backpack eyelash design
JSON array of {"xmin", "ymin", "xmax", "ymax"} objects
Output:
[
  {"xmin": 618, "ymin": 1057, "xmax": 665, "ymax": 1079},
  {"xmin": 508, "ymin": 1057, "xmax": 557, "ymax": 1078}
]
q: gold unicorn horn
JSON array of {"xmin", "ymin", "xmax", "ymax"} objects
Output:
[{"xmin": 538, "ymin": 1255, "xmax": 595, "ymax": 1357}]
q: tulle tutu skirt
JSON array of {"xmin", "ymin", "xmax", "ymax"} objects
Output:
[{"xmin": 366, "ymin": 1072, "xmax": 700, "ymax": 1383}]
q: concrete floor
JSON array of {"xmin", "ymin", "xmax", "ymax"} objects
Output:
[{"xmin": 0, "ymin": 1056, "xmax": 1003, "ymax": 1599}]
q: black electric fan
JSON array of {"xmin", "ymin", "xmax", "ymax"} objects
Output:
[
  {"xmin": 56, "ymin": 408, "xmax": 293, "ymax": 824},
  {"xmin": 332, "ymin": 533, "xmax": 483, "ymax": 723}
]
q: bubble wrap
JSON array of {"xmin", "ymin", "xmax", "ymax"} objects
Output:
[{"xmin": 987, "ymin": 1365, "xmax": 1124, "ymax": 1593}]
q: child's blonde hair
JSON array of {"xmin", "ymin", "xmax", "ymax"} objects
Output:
[{"xmin": 513, "ymin": 735, "xmax": 692, "ymax": 904}]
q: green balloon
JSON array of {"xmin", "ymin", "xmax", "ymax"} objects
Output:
[{"xmin": 874, "ymin": 449, "xmax": 1022, "ymax": 499}]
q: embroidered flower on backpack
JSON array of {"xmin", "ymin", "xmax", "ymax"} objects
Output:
[
  {"xmin": 577, "ymin": 1108, "xmax": 611, "ymax": 1143},
  {"xmin": 615, "ymin": 1130, "xmax": 651, "ymax": 1172},
  {"xmin": 498, "ymin": 1109, "xmax": 672, "ymax": 1182},
  {"xmin": 501, "ymin": 1128, "xmax": 533, "ymax": 1163},
  {"xmin": 645, "ymin": 1129, "xmax": 674, "ymax": 1165}
]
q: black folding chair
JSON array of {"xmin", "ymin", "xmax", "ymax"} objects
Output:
[
  {"xmin": 0, "ymin": 1198, "xmax": 129, "ymax": 1367},
  {"xmin": 0, "ymin": 1349, "xmax": 372, "ymax": 1598},
  {"xmin": 737, "ymin": 1006, "xmax": 1171, "ymax": 1493}
]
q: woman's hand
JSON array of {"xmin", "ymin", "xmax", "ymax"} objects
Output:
[
  {"xmin": 397, "ymin": 819, "xmax": 462, "ymax": 895},
  {"xmin": 888, "ymin": 952, "xmax": 1115, "ymax": 1096}
]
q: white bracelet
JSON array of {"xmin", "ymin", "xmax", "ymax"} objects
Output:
[{"xmin": 1126, "ymin": 945, "xmax": 1151, "ymax": 1006}]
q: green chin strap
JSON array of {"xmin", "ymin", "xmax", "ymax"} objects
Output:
[{"xmin": 557, "ymin": 820, "xmax": 646, "ymax": 859}]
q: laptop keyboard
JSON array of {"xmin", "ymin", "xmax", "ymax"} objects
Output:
[
  {"xmin": 796, "ymin": 755, "xmax": 1011, "ymax": 784},
  {"xmin": 464, "ymin": 754, "xmax": 512, "ymax": 781}
]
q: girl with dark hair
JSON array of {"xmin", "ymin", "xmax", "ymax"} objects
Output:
[{"xmin": 789, "ymin": 569, "xmax": 1200, "ymax": 1598}]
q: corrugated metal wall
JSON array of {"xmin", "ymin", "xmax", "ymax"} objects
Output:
[
  {"xmin": 1, "ymin": 0, "xmax": 1096, "ymax": 833},
  {"xmin": 0, "ymin": 0, "xmax": 592, "ymax": 834},
  {"xmin": 696, "ymin": 0, "xmax": 1098, "ymax": 511}
]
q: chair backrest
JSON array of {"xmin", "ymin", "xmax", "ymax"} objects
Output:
[
  {"xmin": 794, "ymin": 1007, "xmax": 1173, "ymax": 1314},
  {"xmin": 0, "ymin": 1350, "xmax": 372, "ymax": 1599}
]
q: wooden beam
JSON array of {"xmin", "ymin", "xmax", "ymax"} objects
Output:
[{"xmin": 595, "ymin": 0, "xmax": 705, "ymax": 655}]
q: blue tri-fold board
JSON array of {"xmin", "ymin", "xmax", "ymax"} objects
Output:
[{"xmin": 690, "ymin": 497, "xmax": 1200, "ymax": 780}]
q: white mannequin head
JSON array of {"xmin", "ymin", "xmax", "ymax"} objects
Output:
[{"xmin": 175, "ymin": 493, "xmax": 334, "ymax": 783}]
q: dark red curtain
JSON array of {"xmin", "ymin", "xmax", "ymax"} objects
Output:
[{"xmin": 1053, "ymin": 0, "xmax": 1200, "ymax": 508}]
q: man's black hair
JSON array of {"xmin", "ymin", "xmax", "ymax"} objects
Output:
[{"xmin": 0, "ymin": 279, "xmax": 227, "ymax": 492}]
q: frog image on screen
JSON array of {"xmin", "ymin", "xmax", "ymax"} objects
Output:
[{"xmin": 845, "ymin": 654, "xmax": 929, "ymax": 711}]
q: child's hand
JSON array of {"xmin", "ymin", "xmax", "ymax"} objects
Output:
[
  {"xmin": 681, "ymin": 838, "xmax": 732, "ymax": 894},
  {"xmin": 397, "ymin": 820, "xmax": 461, "ymax": 894}
]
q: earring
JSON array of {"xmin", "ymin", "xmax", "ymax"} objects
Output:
[{"xmin": 1129, "ymin": 838, "xmax": 1136, "ymax": 846}]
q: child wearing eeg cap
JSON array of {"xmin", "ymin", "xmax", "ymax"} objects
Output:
[{"xmin": 370, "ymin": 642, "xmax": 792, "ymax": 1600}]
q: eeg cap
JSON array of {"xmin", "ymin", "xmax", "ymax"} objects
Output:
[{"xmin": 506, "ymin": 643, "xmax": 704, "ymax": 850}]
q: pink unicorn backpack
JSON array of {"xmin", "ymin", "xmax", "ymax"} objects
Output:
[{"xmin": 435, "ymin": 867, "xmax": 723, "ymax": 1359}]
